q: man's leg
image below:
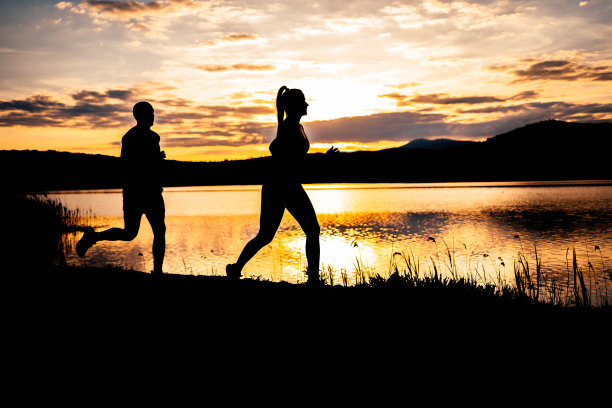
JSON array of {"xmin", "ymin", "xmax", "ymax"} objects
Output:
[
  {"xmin": 144, "ymin": 193, "xmax": 165, "ymax": 275},
  {"xmin": 76, "ymin": 204, "xmax": 142, "ymax": 257},
  {"xmin": 96, "ymin": 203, "xmax": 142, "ymax": 242}
]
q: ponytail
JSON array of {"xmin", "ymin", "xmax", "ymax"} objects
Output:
[{"xmin": 276, "ymin": 85, "xmax": 288, "ymax": 126}]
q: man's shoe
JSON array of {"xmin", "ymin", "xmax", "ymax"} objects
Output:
[{"xmin": 76, "ymin": 227, "xmax": 96, "ymax": 257}]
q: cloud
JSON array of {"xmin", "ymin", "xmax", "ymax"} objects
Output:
[
  {"xmin": 459, "ymin": 100, "xmax": 612, "ymax": 122},
  {"xmin": 0, "ymin": 89, "xmax": 133, "ymax": 128},
  {"xmin": 162, "ymin": 120, "xmax": 274, "ymax": 147},
  {"xmin": 222, "ymin": 33, "xmax": 257, "ymax": 41},
  {"xmin": 5, "ymin": 86, "xmax": 609, "ymax": 151},
  {"xmin": 0, "ymin": 104, "xmax": 129, "ymax": 128},
  {"xmin": 408, "ymin": 94, "xmax": 504, "ymax": 105},
  {"xmin": 125, "ymin": 22, "xmax": 150, "ymax": 31},
  {"xmin": 154, "ymin": 97, "xmax": 194, "ymax": 107},
  {"xmin": 0, "ymin": 112, "xmax": 63, "ymax": 127},
  {"xmin": 302, "ymin": 99, "xmax": 612, "ymax": 145},
  {"xmin": 58, "ymin": 0, "xmax": 265, "ymax": 34},
  {"xmin": 72, "ymin": 89, "xmax": 134, "ymax": 102},
  {"xmin": 78, "ymin": 0, "xmax": 175, "ymax": 18},
  {"xmin": 378, "ymin": 93, "xmax": 408, "ymax": 101},
  {"xmin": 489, "ymin": 59, "xmax": 612, "ymax": 82},
  {"xmin": 163, "ymin": 133, "xmax": 267, "ymax": 148},
  {"xmin": 230, "ymin": 105, "xmax": 274, "ymax": 116},
  {"xmin": 153, "ymin": 103, "xmax": 274, "ymax": 125},
  {"xmin": 0, "ymin": 85, "xmax": 275, "ymax": 145},
  {"xmin": 305, "ymin": 110, "xmax": 450, "ymax": 143},
  {"xmin": 458, "ymin": 105, "xmax": 528, "ymax": 114},
  {"xmin": 203, "ymin": 33, "xmax": 258, "ymax": 46},
  {"xmin": 197, "ymin": 63, "xmax": 276, "ymax": 72},
  {"xmin": 509, "ymin": 90, "xmax": 539, "ymax": 100},
  {"xmin": 55, "ymin": 2, "xmax": 73, "ymax": 11},
  {"xmin": 0, "ymin": 95, "xmax": 66, "ymax": 113},
  {"xmin": 515, "ymin": 60, "xmax": 575, "ymax": 80},
  {"xmin": 379, "ymin": 91, "xmax": 539, "ymax": 106},
  {"xmin": 54, "ymin": 1, "xmax": 87, "ymax": 15},
  {"xmin": 385, "ymin": 82, "xmax": 421, "ymax": 89}
]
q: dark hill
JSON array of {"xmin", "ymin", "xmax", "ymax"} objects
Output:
[
  {"xmin": 399, "ymin": 138, "xmax": 477, "ymax": 150},
  {"xmin": 486, "ymin": 119, "xmax": 611, "ymax": 147},
  {"xmin": 2, "ymin": 120, "xmax": 610, "ymax": 191},
  {"xmin": 304, "ymin": 119, "xmax": 611, "ymax": 183}
]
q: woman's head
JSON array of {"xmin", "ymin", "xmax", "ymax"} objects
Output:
[{"xmin": 276, "ymin": 86, "xmax": 308, "ymax": 124}]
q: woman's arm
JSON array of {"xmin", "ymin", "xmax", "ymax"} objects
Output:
[{"xmin": 325, "ymin": 146, "xmax": 340, "ymax": 157}]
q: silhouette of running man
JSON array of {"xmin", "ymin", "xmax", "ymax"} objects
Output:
[
  {"xmin": 76, "ymin": 101, "xmax": 166, "ymax": 276},
  {"xmin": 226, "ymin": 86, "xmax": 339, "ymax": 285}
]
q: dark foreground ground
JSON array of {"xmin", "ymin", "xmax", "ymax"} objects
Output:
[
  {"xmin": 5, "ymin": 264, "xmax": 611, "ymax": 384},
  {"xmin": 11, "ymin": 264, "xmax": 610, "ymax": 333}
]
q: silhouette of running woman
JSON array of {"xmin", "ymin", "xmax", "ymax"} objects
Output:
[
  {"xmin": 76, "ymin": 101, "xmax": 166, "ymax": 276},
  {"xmin": 226, "ymin": 86, "xmax": 338, "ymax": 284}
]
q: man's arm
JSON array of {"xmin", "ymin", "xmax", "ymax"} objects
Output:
[{"xmin": 119, "ymin": 134, "xmax": 136, "ymax": 185}]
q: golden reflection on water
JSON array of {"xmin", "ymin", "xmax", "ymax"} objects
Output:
[{"xmin": 54, "ymin": 181, "xmax": 612, "ymax": 300}]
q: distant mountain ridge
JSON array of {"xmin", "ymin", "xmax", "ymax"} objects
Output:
[
  {"xmin": 399, "ymin": 138, "xmax": 478, "ymax": 150},
  {"xmin": 485, "ymin": 119, "xmax": 610, "ymax": 147},
  {"xmin": 399, "ymin": 119, "xmax": 611, "ymax": 151},
  {"xmin": 2, "ymin": 119, "xmax": 611, "ymax": 191}
]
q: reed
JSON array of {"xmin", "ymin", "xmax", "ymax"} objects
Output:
[
  {"xmin": 321, "ymin": 237, "xmax": 610, "ymax": 309},
  {"xmin": 569, "ymin": 248, "xmax": 591, "ymax": 307},
  {"xmin": 514, "ymin": 243, "xmax": 542, "ymax": 302},
  {"xmin": 392, "ymin": 248, "xmax": 420, "ymax": 279},
  {"xmin": 353, "ymin": 256, "xmax": 374, "ymax": 286},
  {"xmin": 351, "ymin": 239, "xmax": 377, "ymax": 286},
  {"xmin": 322, "ymin": 264, "xmax": 335, "ymax": 286},
  {"xmin": 7, "ymin": 192, "xmax": 89, "ymax": 267},
  {"xmin": 340, "ymin": 268, "xmax": 350, "ymax": 287}
]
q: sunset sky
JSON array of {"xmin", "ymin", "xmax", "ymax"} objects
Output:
[{"xmin": 1, "ymin": 0, "xmax": 611, "ymax": 161}]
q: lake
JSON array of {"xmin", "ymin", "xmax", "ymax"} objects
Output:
[{"xmin": 50, "ymin": 180, "xmax": 612, "ymax": 302}]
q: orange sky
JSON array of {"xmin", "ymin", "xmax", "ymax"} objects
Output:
[{"xmin": 1, "ymin": 0, "xmax": 611, "ymax": 161}]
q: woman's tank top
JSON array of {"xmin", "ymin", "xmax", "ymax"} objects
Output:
[{"xmin": 267, "ymin": 122, "xmax": 310, "ymax": 183}]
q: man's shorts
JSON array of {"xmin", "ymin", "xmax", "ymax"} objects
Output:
[{"xmin": 122, "ymin": 189, "xmax": 165, "ymax": 217}]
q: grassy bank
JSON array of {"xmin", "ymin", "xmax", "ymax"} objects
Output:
[{"xmin": 15, "ymin": 263, "xmax": 610, "ymax": 341}]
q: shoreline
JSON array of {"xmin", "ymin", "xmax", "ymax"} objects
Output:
[
  {"xmin": 18, "ymin": 263, "xmax": 611, "ymax": 316},
  {"xmin": 39, "ymin": 178, "xmax": 612, "ymax": 195}
]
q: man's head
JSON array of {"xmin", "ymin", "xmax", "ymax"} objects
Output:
[{"xmin": 133, "ymin": 101, "xmax": 154, "ymax": 127}]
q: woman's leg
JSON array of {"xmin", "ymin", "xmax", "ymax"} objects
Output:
[
  {"xmin": 285, "ymin": 184, "xmax": 320, "ymax": 278},
  {"xmin": 232, "ymin": 184, "xmax": 285, "ymax": 272}
]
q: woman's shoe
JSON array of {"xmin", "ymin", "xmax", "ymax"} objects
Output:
[
  {"xmin": 306, "ymin": 269, "xmax": 322, "ymax": 287},
  {"xmin": 226, "ymin": 263, "xmax": 242, "ymax": 280}
]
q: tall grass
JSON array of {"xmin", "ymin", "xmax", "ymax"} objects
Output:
[
  {"xmin": 320, "ymin": 236, "xmax": 611, "ymax": 309},
  {"xmin": 568, "ymin": 248, "xmax": 590, "ymax": 307},
  {"xmin": 392, "ymin": 248, "xmax": 420, "ymax": 279},
  {"xmin": 6, "ymin": 193, "xmax": 89, "ymax": 268},
  {"xmin": 514, "ymin": 244, "xmax": 541, "ymax": 302}
]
